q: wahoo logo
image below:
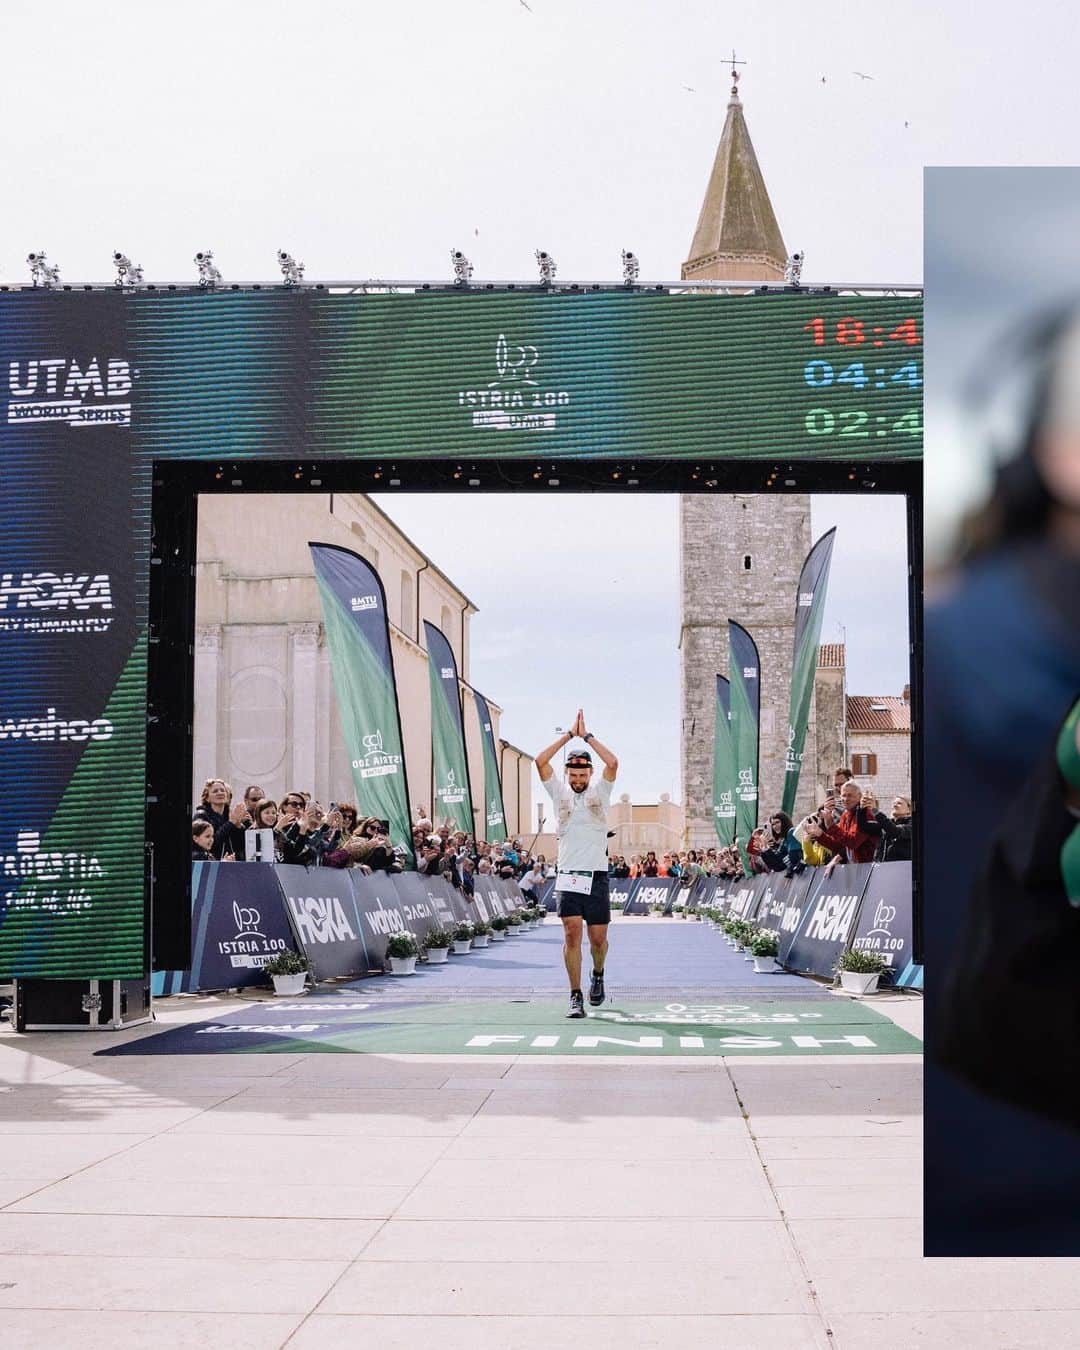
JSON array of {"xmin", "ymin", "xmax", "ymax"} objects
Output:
[
  {"xmin": 804, "ymin": 892, "xmax": 860, "ymax": 944},
  {"xmin": 798, "ymin": 591, "xmax": 814, "ymax": 607},
  {"xmin": 868, "ymin": 899, "xmax": 897, "ymax": 936},
  {"xmin": 7, "ymin": 356, "xmax": 135, "ymax": 426},
  {"xmin": 287, "ymin": 894, "xmax": 357, "ymax": 945},
  {"xmin": 363, "ymin": 900, "xmax": 406, "ymax": 937},
  {"xmin": 0, "ymin": 709, "xmax": 113, "ymax": 743},
  {"xmin": 742, "ymin": 667, "xmax": 757, "ymax": 679},
  {"xmin": 779, "ymin": 904, "xmax": 803, "ymax": 933},
  {"xmin": 350, "ymin": 595, "xmax": 378, "ymax": 612}
]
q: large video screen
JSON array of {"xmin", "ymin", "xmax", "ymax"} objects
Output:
[{"xmin": 0, "ymin": 288, "xmax": 921, "ymax": 979}]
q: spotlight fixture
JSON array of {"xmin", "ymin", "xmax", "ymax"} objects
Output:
[
  {"xmin": 621, "ymin": 249, "xmax": 640, "ymax": 286},
  {"xmin": 113, "ymin": 252, "xmax": 144, "ymax": 287},
  {"xmin": 535, "ymin": 250, "xmax": 557, "ymax": 285},
  {"xmin": 277, "ymin": 250, "xmax": 304, "ymax": 286},
  {"xmin": 450, "ymin": 249, "xmax": 473, "ymax": 284},
  {"xmin": 27, "ymin": 252, "xmax": 61, "ymax": 288},
  {"xmin": 194, "ymin": 250, "xmax": 223, "ymax": 288},
  {"xmin": 784, "ymin": 251, "xmax": 804, "ymax": 286}
]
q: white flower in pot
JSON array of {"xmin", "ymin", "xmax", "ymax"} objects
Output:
[
  {"xmin": 749, "ymin": 928, "xmax": 781, "ymax": 974},
  {"xmin": 263, "ymin": 949, "xmax": 311, "ymax": 996},
  {"xmin": 422, "ymin": 926, "xmax": 454, "ymax": 965},
  {"xmin": 385, "ymin": 930, "xmax": 420, "ymax": 975},
  {"xmin": 452, "ymin": 921, "xmax": 475, "ymax": 954},
  {"xmin": 836, "ymin": 947, "xmax": 887, "ymax": 995}
]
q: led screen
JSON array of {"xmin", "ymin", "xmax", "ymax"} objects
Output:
[{"xmin": 0, "ymin": 288, "xmax": 921, "ymax": 978}]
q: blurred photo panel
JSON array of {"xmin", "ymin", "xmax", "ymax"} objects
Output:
[{"xmin": 925, "ymin": 168, "xmax": 1080, "ymax": 1256}]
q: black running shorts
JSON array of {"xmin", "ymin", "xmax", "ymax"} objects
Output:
[{"xmin": 555, "ymin": 870, "xmax": 611, "ymax": 925}]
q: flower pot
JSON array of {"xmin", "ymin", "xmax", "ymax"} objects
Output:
[
  {"xmin": 490, "ymin": 929, "xmax": 506, "ymax": 942},
  {"xmin": 426, "ymin": 946, "xmax": 450, "ymax": 964},
  {"xmin": 472, "ymin": 934, "xmax": 490, "ymax": 948},
  {"xmin": 388, "ymin": 955, "xmax": 417, "ymax": 976},
  {"xmin": 840, "ymin": 970, "xmax": 880, "ymax": 995},
  {"xmin": 753, "ymin": 955, "xmax": 780, "ymax": 974},
  {"xmin": 452, "ymin": 939, "xmax": 473, "ymax": 955},
  {"xmin": 271, "ymin": 972, "xmax": 307, "ymax": 996}
]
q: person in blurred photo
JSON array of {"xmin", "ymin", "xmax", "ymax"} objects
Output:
[
  {"xmin": 927, "ymin": 303, "xmax": 1080, "ymax": 1256},
  {"xmin": 191, "ymin": 820, "xmax": 215, "ymax": 862}
]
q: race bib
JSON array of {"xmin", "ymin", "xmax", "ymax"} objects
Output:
[{"xmin": 555, "ymin": 870, "xmax": 592, "ymax": 895}]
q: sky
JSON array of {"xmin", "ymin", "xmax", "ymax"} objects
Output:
[
  {"xmin": 5, "ymin": 1, "xmax": 1080, "ymax": 286},
  {"xmin": 372, "ymin": 492, "xmax": 909, "ymax": 802}
]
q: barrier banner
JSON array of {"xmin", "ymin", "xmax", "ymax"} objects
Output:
[
  {"xmin": 782, "ymin": 529, "xmax": 836, "ymax": 816},
  {"xmin": 174, "ymin": 862, "xmax": 296, "ymax": 993},
  {"xmin": 537, "ymin": 878, "xmax": 558, "ymax": 911},
  {"xmin": 473, "ymin": 690, "xmax": 509, "ymax": 844},
  {"xmin": 712, "ymin": 674, "xmax": 737, "ymax": 847},
  {"xmin": 608, "ymin": 876, "xmax": 636, "ymax": 912},
  {"xmin": 349, "ymin": 872, "xmax": 413, "ymax": 970},
  {"xmin": 309, "ymin": 543, "xmax": 414, "ymax": 865},
  {"xmin": 424, "ymin": 622, "xmax": 474, "ymax": 837},
  {"xmin": 415, "ymin": 874, "xmax": 466, "ymax": 927},
  {"xmin": 755, "ymin": 869, "xmax": 818, "ymax": 937},
  {"xmin": 390, "ymin": 873, "xmax": 452, "ymax": 942},
  {"xmin": 473, "ymin": 875, "xmax": 509, "ymax": 921},
  {"xmin": 849, "ymin": 861, "xmax": 914, "ymax": 984},
  {"xmin": 726, "ymin": 879, "xmax": 761, "ymax": 920},
  {"xmin": 496, "ymin": 878, "xmax": 526, "ymax": 912},
  {"xmin": 696, "ymin": 877, "xmax": 737, "ymax": 912},
  {"xmin": 783, "ymin": 862, "xmax": 874, "ymax": 977},
  {"xmin": 728, "ymin": 621, "xmax": 761, "ymax": 871},
  {"xmin": 627, "ymin": 878, "xmax": 676, "ymax": 914},
  {"xmin": 276, "ymin": 864, "xmax": 372, "ymax": 980}
]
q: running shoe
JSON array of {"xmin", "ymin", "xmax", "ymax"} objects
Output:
[
  {"xmin": 567, "ymin": 989, "xmax": 586, "ymax": 1018},
  {"xmin": 588, "ymin": 969, "xmax": 605, "ymax": 1006}
]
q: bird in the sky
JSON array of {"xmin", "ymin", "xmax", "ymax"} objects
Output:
[{"xmin": 853, "ymin": 71, "xmax": 873, "ymax": 80}]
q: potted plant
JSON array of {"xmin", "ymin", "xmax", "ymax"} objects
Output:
[
  {"xmin": 472, "ymin": 919, "xmax": 492, "ymax": 948},
  {"xmin": 673, "ymin": 903, "xmax": 686, "ymax": 919},
  {"xmin": 533, "ymin": 905, "xmax": 546, "ymax": 925},
  {"xmin": 836, "ymin": 947, "xmax": 887, "ymax": 995},
  {"xmin": 750, "ymin": 928, "xmax": 781, "ymax": 974},
  {"xmin": 452, "ymin": 920, "xmax": 475, "ymax": 954},
  {"xmin": 490, "ymin": 914, "xmax": 508, "ymax": 941},
  {"xmin": 422, "ymin": 926, "xmax": 454, "ymax": 965},
  {"xmin": 385, "ymin": 930, "xmax": 420, "ymax": 975},
  {"xmin": 506, "ymin": 912, "xmax": 523, "ymax": 933},
  {"xmin": 263, "ymin": 949, "xmax": 311, "ymax": 996}
]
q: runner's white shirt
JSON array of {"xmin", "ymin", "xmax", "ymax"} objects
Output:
[{"xmin": 542, "ymin": 772, "xmax": 614, "ymax": 873}]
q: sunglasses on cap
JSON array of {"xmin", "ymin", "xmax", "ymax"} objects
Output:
[{"xmin": 566, "ymin": 754, "xmax": 592, "ymax": 768}]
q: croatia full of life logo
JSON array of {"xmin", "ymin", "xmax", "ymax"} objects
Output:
[
  {"xmin": 7, "ymin": 357, "xmax": 137, "ymax": 427},
  {"xmin": 457, "ymin": 334, "xmax": 570, "ymax": 431}
]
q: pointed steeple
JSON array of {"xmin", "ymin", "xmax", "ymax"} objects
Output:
[{"xmin": 682, "ymin": 71, "xmax": 787, "ymax": 283}]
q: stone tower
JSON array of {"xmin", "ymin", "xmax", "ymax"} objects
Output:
[{"xmin": 679, "ymin": 76, "xmax": 814, "ymax": 848}]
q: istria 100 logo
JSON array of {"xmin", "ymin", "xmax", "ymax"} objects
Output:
[
  {"xmin": 7, "ymin": 357, "xmax": 136, "ymax": 427},
  {"xmin": 458, "ymin": 334, "xmax": 570, "ymax": 431}
]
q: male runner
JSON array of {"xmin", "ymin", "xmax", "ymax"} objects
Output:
[{"xmin": 535, "ymin": 709, "xmax": 619, "ymax": 1018}]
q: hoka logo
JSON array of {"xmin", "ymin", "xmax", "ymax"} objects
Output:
[
  {"xmin": 287, "ymin": 894, "xmax": 357, "ymax": 945},
  {"xmin": 804, "ymin": 893, "xmax": 860, "ymax": 944},
  {"xmin": 0, "ymin": 572, "xmax": 113, "ymax": 611}
]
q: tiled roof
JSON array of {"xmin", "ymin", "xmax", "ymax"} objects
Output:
[
  {"xmin": 846, "ymin": 695, "xmax": 910, "ymax": 733},
  {"xmin": 818, "ymin": 643, "xmax": 846, "ymax": 669}
]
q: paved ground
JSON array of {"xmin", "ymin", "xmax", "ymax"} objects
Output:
[{"xmin": 0, "ymin": 919, "xmax": 1074, "ymax": 1347}]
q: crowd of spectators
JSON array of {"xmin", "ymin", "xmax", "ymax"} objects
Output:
[
  {"xmin": 193, "ymin": 768, "xmax": 913, "ymax": 893},
  {"xmin": 191, "ymin": 779, "xmax": 554, "ymax": 895},
  {"xmin": 607, "ymin": 768, "xmax": 912, "ymax": 884}
]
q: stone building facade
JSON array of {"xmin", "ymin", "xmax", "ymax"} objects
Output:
[
  {"xmin": 608, "ymin": 794, "xmax": 686, "ymax": 862},
  {"xmin": 677, "ymin": 80, "xmax": 817, "ymax": 849},
  {"xmin": 846, "ymin": 691, "xmax": 912, "ymax": 807},
  {"xmin": 193, "ymin": 492, "xmax": 533, "ymax": 837},
  {"xmin": 680, "ymin": 494, "xmax": 814, "ymax": 848},
  {"xmin": 813, "ymin": 643, "xmax": 848, "ymax": 800}
]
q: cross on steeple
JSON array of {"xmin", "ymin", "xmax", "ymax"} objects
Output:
[{"xmin": 726, "ymin": 48, "xmax": 747, "ymax": 98}]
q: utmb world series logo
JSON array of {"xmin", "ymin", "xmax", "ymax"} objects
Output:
[{"xmin": 458, "ymin": 334, "xmax": 570, "ymax": 432}]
